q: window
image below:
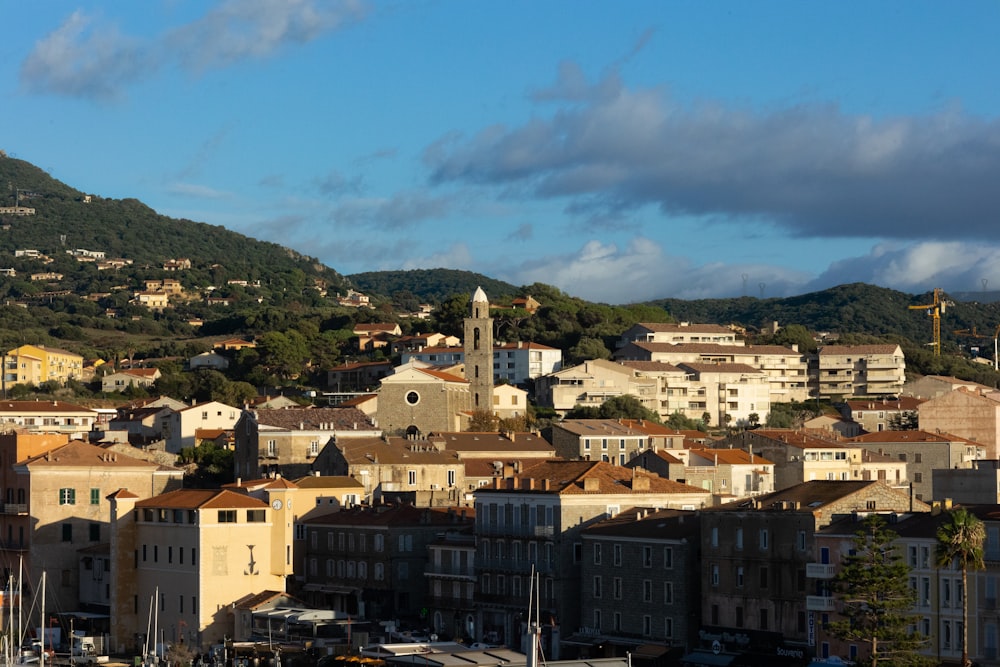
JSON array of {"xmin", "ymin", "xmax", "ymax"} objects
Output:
[
  {"xmin": 643, "ymin": 545, "xmax": 653, "ymax": 567},
  {"xmin": 643, "ymin": 579, "xmax": 652, "ymax": 603},
  {"xmin": 735, "ymin": 527, "xmax": 743, "ymax": 549},
  {"xmin": 613, "ymin": 577, "xmax": 622, "ymax": 600},
  {"xmin": 266, "ymin": 440, "xmax": 276, "ymax": 456},
  {"xmin": 59, "ymin": 488, "xmax": 76, "ymax": 505},
  {"xmin": 712, "ymin": 564, "xmax": 719, "ymax": 586},
  {"xmin": 665, "ymin": 617, "xmax": 674, "ymax": 638},
  {"xmin": 663, "ymin": 546, "xmax": 673, "ymax": 569},
  {"xmin": 408, "ymin": 470, "xmax": 417, "ymax": 485},
  {"xmin": 218, "ymin": 510, "xmax": 236, "ymax": 523},
  {"xmin": 614, "ymin": 544, "xmax": 622, "ymax": 566},
  {"xmin": 246, "ymin": 510, "xmax": 265, "ymax": 522},
  {"xmin": 664, "ymin": 581, "xmax": 674, "ymax": 604},
  {"xmin": 374, "ymin": 563, "xmax": 384, "ymax": 581},
  {"xmin": 737, "ymin": 566, "xmax": 744, "ymax": 587},
  {"xmin": 759, "ymin": 528, "xmax": 769, "ymax": 550},
  {"xmin": 62, "ymin": 523, "xmax": 72, "ymax": 542},
  {"xmin": 374, "ymin": 534, "xmax": 384, "ymax": 552},
  {"xmin": 593, "ymin": 543, "xmax": 602, "ymax": 565},
  {"xmin": 89, "ymin": 523, "xmax": 100, "ymax": 541},
  {"xmin": 90, "ymin": 488, "xmax": 100, "ymax": 505},
  {"xmin": 593, "ymin": 576, "xmax": 602, "ymax": 598},
  {"xmin": 711, "ymin": 527, "xmax": 719, "ymax": 547},
  {"xmin": 642, "ymin": 615, "xmax": 652, "ymax": 637}
]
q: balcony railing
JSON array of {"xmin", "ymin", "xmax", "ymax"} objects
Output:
[
  {"xmin": 806, "ymin": 595, "xmax": 836, "ymax": 612},
  {"xmin": 425, "ymin": 564, "xmax": 476, "ymax": 578},
  {"xmin": 806, "ymin": 563, "xmax": 836, "ymax": 579},
  {"xmin": 479, "ymin": 525, "xmax": 555, "ymax": 539},
  {"xmin": 2, "ymin": 503, "xmax": 27, "ymax": 515}
]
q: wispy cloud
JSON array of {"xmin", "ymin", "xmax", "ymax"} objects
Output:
[
  {"xmin": 19, "ymin": 10, "xmax": 148, "ymax": 101},
  {"xmin": 166, "ymin": 182, "xmax": 233, "ymax": 199},
  {"xmin": 20, "ymin": 0, "xmax": 369, "ymax": 100}
]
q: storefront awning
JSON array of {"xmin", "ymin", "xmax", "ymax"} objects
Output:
[{"xmin": 680, "ymin": 651, "xmax": 735, "ymax": 667}]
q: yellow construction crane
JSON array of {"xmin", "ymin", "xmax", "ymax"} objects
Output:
[
  {"xmin": 909, "ymin": 288, "xmax": 946, "ymax": 356},
  {"xmin": 954, "ymin": 324, "xmax": 1000, "ymax": 370}
]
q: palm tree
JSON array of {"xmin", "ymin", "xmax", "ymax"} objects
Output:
[{"xmin": 936, "ymin": 507, "xmax": 986, "ymax": 667}]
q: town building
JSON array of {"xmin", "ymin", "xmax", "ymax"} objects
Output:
[
  {"xmin": 100, "ymin": 368, "xmax": 162, "ymax": 393},
  {"xmin": 377, "ymin": 364, "xmax": 471, "ymax": 436},
  {"xmin": 578, "ymin": 508, "xmax": 701, "ymax": 658},
  {"xmin": 472, "ymin": 460, "xmax": 712, "ymax": 658},
  {"xmin": 327, "ymin": 361, "xmax": 394, "ymax": 392},
  {"xmin": 617, "ymin": 322, "xmax": 743, "ymax": 347},
  {"xmin": 918, "ymin": 387, "xmax": 1000, "ymax": 458},
  {"xmin": 7, "ymin": 439, "xmax": 183, "ymax": 615},
  {"xmin": 0, "ymin": 400, "xmax": 99, "ymax": 437},
  {"xmin": 850, "ymin": 430, "xmax": 984, "ymax": 502},
  {"xmin": 701, "ymin": 481, "xmax": 928, "ymax": 666},
  {"xmin": 232, "ymin": 406, "xmax": 378, "ymax": 480},
  {"xmin": 4, "ymin": 344, "xmax": 85, "ymax": 385},
  {"xmin": 163, "ymin": 400, "xmax": 241, "ymax": 453},
  {"xmin": 815, "ymin": 344, "xmax": 906, "ymax": 399},
  {"xmin": 297, "ymin": 504, "xmax": 474, "ymax": 622},
  {"xmin": 108, "ymin": 488, "xmax": 285, "ymax": 655},
  {"xmin": 840, "ymin": 395, "xmax": 925, "ymax": 433}
]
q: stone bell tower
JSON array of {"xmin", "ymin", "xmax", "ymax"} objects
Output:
[{"xmin": 464, "ymin": 286, "xmax": 494, "ymax": 411}]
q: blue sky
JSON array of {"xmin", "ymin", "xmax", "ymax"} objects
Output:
[{"xmin": 3, "ymin": 1, "xmax": 1000, "ymax": 304}]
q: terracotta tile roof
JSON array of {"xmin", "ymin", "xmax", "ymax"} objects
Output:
[
  {"xmin": 354, "ymin": 323, "xmax": 399, "ymax": 333},
  {"xmin": 427, "ymin": 431, "xmax": 554, "ymax": 453},
  {"xmin": 290, "ymin": 475, "xmax": 365, "ymax": 490},
  {"xmin": 482, "ymin": 459, "xmax": 708, "ymax": 495},
  {"xmin": 623, "ymin": 342, "xmax": 801, "ymax": 355},
  {"xmin": 710, "ymin": 479, "xmax": 885, "ymax": 512},
  {"xmin": 616, "ymin": 361, "xmax": 684, "ymax": 372},
  {"xmin": 693, "ymin": 449, "xmax": 775, "ymax": 466},
  {"xmin": 860, "ymin": 449, "xmax": 896, "ymax": 463},
  {"xmin": 617, "ymin": 419, "xmax": 683, "ymax": 436},
  {"xmin": 632, "ymin": 323, "xmax": 734, "ymax": 334},
  {"xmin": 818, "ymin": 344, "xmax": 901, "ymax": 356},
  {"xmin": 301, "ymin": 503, "xmax": 474, "ymax": 527},
  {"xmin": 0, "ymin": 400, "xmax": 95, "ymax": 414},
  {"xmin": 328, "ymin": 361, "xmax": 394, "ymax": 372},
  {"xmin": 108, "ymin": 488, "xmax": 141, "ymax": 500},
  {"xmin": 20, "ymin": 440, "xmax": 164, "ymax": 468},
  {"xmin": 679, "ymin": 362, "xmax": 763, "ymax": 374},
  {"xmin": 134, "ymin": 488, "xmax": 266, "ymax": 509},
  {"xmin": 583, "ymin": 507, "xmax": 700, "ymax": 540},
  {"xmin": 653, "ymin": 450, "xmax": 684, "ymax": 464},
  {"xmin": 851, "ymin": 430, "xmax": 968, "ymax": 444},
  {"xmin": 122, "ymin": 368, "xmax": 160, "ymax": 378},
  {"xmin": 555, "ymin": 420, "xmax": 647, "ymax": 437},
  {"xmin": 337, "ymin": 394, "xmax": 377, "ymax": 408},
  {"xmin": 747, "ymin": 429, "xmax": 847, "ymax": 449},
  {"xmin": 253, "ymin": 407, "xmax": 375, "ymax": 431},
  {"xmin": 335, "ymin": 436, "xmax": 461, "ymax": 465},
  {"xmin": 414, "ymin": 367, "xmax": 467, "ymax": 383},
  {"xmin": 844, "ymin": 396, "xmax": 925, "ymax": 411},
  {"xmin": 494, "ymin": 341, "xmax": 559, "ymax": 351}
]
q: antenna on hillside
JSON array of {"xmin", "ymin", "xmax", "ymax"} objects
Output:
[
  {"xmin": 983, "ymin": 278, "xmax": 989, "ymax": 293},
  {"xmin": 741, "ymin": 274, "xmax": 749, "ymax": 297},
  {"xmin": 60, "ymin": 235, "xmax": 66, "ymax": 246},
  {"xmin": 759, "ymin": 282, "xmax": 766, "ymax": 299}
]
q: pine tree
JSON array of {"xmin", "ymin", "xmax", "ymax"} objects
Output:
[{"xmin": 828, "ymin": 514, "xmax": 932, "ymax": 667}]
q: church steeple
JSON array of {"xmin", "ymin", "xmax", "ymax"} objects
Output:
[{"xmin": 464, "ymin": 286, "xmax": 494, "ymax": 412}]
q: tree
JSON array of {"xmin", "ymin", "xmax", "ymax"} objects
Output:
[
  {"xmin": 467, "ymin": 409, "xmax": 499, "ymax": 432},
  {"xmin": 936, "ymin": 507, "xmax": 986, "ymax": 667},
  {"xmin": 829, "ymin": 514, "xmax": 931, "ymax": 667}
]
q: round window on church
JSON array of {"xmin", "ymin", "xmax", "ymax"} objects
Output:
[{"xmin": 405, "ymin": 390, "xmax": 420, "ymax": 405}]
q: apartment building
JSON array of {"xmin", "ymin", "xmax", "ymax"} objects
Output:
[
  {"xmin": 4, "ymin": 344, "xmax": 84, "ymax": 385},
  {"xmin": 815, "ymin": 344, "xmax": 905, "ymax": 399}
]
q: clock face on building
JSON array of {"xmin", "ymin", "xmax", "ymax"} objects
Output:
[
  {"xmin": 405, "ymin": 391, "xmax": 420, "ymax": 405},
  {"xmin": 271, "ymin": 499, "xmax": 282, "ymax": 510}
]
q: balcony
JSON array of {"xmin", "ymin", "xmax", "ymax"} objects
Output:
[
  {"xmin": 806, "ymin": 595, "xmax": 836, "ymax": 612},
  {"xmin": 425, "ymin": 564, "xmax": 476, "ymax": 579},
  {"xmin": 2, "ymin": 503, "xmax": 27, "ymax": 515},
  {"xmin": 806, "ymin": 563, "xmax": 836, "ymax": 579}
]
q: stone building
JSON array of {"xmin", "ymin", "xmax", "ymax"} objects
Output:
[
  {"xmin": 472, "ymin": 460, "xmax": 712, "ymax": 658},
  {"xmin": 376, "ymin": 365, "xmax": 471, "ymax": 436},
  {"xmin": 918, "ymin": 387, "xmax": 1000, "ymax": 458},
  {"xmin": 232, "ymin": 406, "xmax": 378, "ymax": 480},
  {"xmin": 699, "ymin": 480, "xmax": 929, "ymax": 665},
  {"xmin": 578, "ymin": 508, "xmax": 701, "ymax": 657}
]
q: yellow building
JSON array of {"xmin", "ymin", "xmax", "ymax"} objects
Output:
[
  {"xmin": 109, "ymin": 489, "xmax": 287, "ymax": 654},
  {"xmin": 5, "ymin": 344, "xmax": 84, "ymax": 385}
]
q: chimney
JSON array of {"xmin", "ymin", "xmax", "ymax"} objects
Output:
[
  {"xmin": 583, "ymin": 477, "xmax": 600, "ymax": 492},
  {"xmin": 633, "ymin": 476, "xmax": 650, "ymax": 491}
]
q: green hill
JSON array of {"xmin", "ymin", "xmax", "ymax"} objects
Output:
[{"xmin": 347, "ymin": 268, "xmax": 518, "ymax": 305}]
